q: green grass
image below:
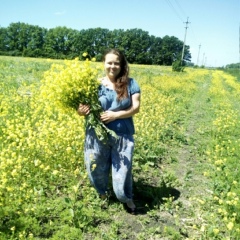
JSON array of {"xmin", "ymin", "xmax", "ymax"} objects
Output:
[
  {"xmin": 0, "ymin": 56, "xmax": 240, "ymax": 239},
  {"xmin": 224, "ymin": 67, "xmax": 240, "ymax": 82}
]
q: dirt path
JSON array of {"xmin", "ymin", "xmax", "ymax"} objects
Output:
[
  {"xmin": 168, "ymin": 75, "xmax": 215, "ymax": 238},
  {"xmin": 123, "ymin": 74, "xmax": 215, "ymax": 239}
]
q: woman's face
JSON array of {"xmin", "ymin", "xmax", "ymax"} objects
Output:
[{"xmin": 104, "ymin": 53, "xmax": 121, "ymax": 80}]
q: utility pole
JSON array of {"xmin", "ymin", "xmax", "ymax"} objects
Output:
[
  {"xmin": 202, "ymin": 52, "xmax": 205, "ymax": 67},
  {"xmin": 197, "ymin": 44, "xmax": 201, "ymax": 66},
  {"xmin": 181, "ymin": 17, "xmax": 190, "ymax": 65}
]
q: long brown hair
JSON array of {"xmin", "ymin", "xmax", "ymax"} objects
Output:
[{"xmin": 102, "ymin": 49, "xmax": 129, "ymax": 100}]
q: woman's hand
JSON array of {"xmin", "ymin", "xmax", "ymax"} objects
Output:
[
  {"xmin": 77, "ymin": 104, "xmax": 90, "ymax": 116},
  {"xmin": 100, "ymin": 111, "xmax": 117, "ymax": 124}
]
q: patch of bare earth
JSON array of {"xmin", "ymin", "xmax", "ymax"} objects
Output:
[{"xmin": 164, "ymin": 78, "xmax": 214, "ymax": 238}]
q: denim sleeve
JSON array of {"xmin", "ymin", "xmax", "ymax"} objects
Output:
[{"xmin": 129, "ymin": 78, "xmax": 141, "ymax": 95}]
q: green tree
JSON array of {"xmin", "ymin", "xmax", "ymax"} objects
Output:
[
  {"xmin": 107, "ymin": 29, "xmax": 125, "ymax": 50},
  {"xmin": 172, "ymin": 59, "xmax": 185, "ymax": 72},
  {"xmin": 148, "ymin": 36, "xmax": 163, "ymax": 65},
  {"xmin": 117, "ymin": 29, "xmax": 152, "ymax": 64},
  {"xmin": 6, "ymin": 22, "xmax": 28, "ymax": 55},
  {"xmin": 25, "ymin": 25, "xmax": 47, "ymax": 57},
  {"xmin": 182, "ymin": 45, "xmax": 191, "ymax": 64},
  {"xmin": 43, "ymin": 26, "xmax": 77, "ymax": 59},
  {"xmin": 0, "ymin": 22, "xmax": 192, "ymax": 65},
  {"xmin": 76, "ymin": 28, "xmax": 111, "ymax": 60},
  {"xmin": 160, "ymin": 36, "xmax": 183, "ymax": 65},
  {"xmin": 4, "ymin": 22, "xmax": 47, "ymax": 57},
  {"xmin": 0, "ymin": 27, "xmax": 8, "ymax": 53}
]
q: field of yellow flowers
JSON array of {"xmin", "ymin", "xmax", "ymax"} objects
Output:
[{"xmin": 0, "ymin": 56, "xmax": 239, "ymax": 239}]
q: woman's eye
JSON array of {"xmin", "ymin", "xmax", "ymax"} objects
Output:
[{"xmin": 106, "ymin": 62, "xmax": 120, "ymax": 66}]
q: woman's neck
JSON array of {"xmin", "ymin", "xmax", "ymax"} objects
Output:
[
  {"xmin": 106, "ymin": 75, "xmax": 116, "ymax": 83},
  {"xmin": 102, "ymin": 77, "xmax": 115, "ymax": 89}
]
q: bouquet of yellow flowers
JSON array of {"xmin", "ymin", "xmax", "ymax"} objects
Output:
[{"xmin": 40, "ymin": 57, "xmax": 115, "ymax": 141}]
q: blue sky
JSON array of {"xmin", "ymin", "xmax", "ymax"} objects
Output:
[{"xmin": 0, "ymin": 0, "xmax": 239, "ymax": 67}]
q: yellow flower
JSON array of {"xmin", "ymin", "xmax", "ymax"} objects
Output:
[
  {"xmin": 52, "ymin": 170, "xmax": 58, "ymax": 175},
  {"xmin": 28, "ymin": 233, "xmax": 34, "ymax": 238},
  {"xmin": 66, "ymin": 146, "xmax": 72, "ymax": 152},
  {"xmin": 44, "ymin": 165, "xmax": 50, "ymax": 171},
  {"xmin": 91, "ymin": 164, "xmax": 97, "ymax": 171},
  {"xmin": 6, "ymin": 187, "xmax": 13, "ymax": 192},
  {"xmin": 200, "ymin": 225, "xmax": 205, "ymax": 232},
  {"xmin": 10, "ymin": 226, "xmax": 16, "ymax": 231},
  {"xmin": 82, "ymin": 52, "xmax": 88, "ymax": 57},
  {"xmin": 72, "ymin": 185, "xmax": 78, "ymax": 193},
  {"xmin": 227, "ymin": 192, "xmax": 233, "ymax": 197},
  {"xmin": 213, "ymin": 228, "xmax": 219, "ymax": 235},
  {"xmin": 74, "ymin": 168, "xmax": 80, "ymax": 175},
  {"xmin": 227, "ymin": 222, "xmax": 234, "ymax": 231},
  {"xmin": 192, "ymin": 224, "xmax": 197, "ymax": 229},
  {"xmin": 11, "ymin": 169, "xmax": 18, "ymax": 177},
  {"xmin": 203, "ymin": 171, "xmax": 209, "ymax": 176},
  {"xmin": 39, "ymin": 58, "xmax": 115, "ymax": 141},
  {"xmin": 39, "ymin": 164, "xmax": 45, "ymax": 169},
  {"xmin": 218, "ymin": 208, "xmax": 223, "ymax": 213}
]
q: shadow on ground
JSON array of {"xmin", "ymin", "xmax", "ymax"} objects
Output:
[
  {"xmin": 133, "ymin": 178, "xmax": 181, "ymax": 214},
  {"xmin": 107, "ymin": 178, "xmax": 180, "ymax": 215}
]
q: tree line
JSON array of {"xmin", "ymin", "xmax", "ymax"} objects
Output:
[
  {"xmin": 0, "ymin": 22, "xmax": 191, "ymax": 65},
  {"xmin": 226, "ymin": 63, "xmax": 240, "ymax": 69}
]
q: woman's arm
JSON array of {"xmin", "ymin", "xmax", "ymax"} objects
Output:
[{"xmin": 100, "ymin": 93, "xmax": 141, "ymax": 124}]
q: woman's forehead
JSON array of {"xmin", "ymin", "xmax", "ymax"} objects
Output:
[{"xmin": 105, "ymin": 53, "xmax": 120, "ymax": 62}]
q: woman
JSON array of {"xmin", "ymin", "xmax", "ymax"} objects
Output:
[{"xmin": 77, "ymin": 49, "xmax": 141, "ymax": 214}]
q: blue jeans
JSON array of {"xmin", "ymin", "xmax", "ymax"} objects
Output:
[{"xmin": 84, "ymin": 128, "xmax": 134, "ymax": 203}]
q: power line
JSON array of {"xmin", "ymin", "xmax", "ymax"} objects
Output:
[
  {"xmin": 165, "ymin": 0, "xmax": 201, "ymax": 65},
  {"xmin": 173, "ymin": 0, "xmax": 187, "ymax": 19},
  {"xmin": 165, "ymin": 0, "xmax": 184, "ymax": 22}
]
